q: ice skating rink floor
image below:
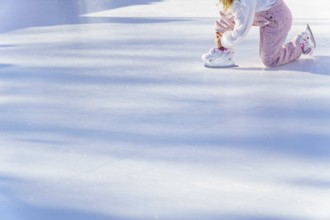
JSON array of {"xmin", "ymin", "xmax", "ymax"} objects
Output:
[{"xmin": 1, "ymin": 3, "xmax": 330, "ymax": 219}]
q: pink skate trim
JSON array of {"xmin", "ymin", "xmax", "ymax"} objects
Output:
[{"xmin": 219, "ymin": 47, "xmax": 227, "ymax": 52}]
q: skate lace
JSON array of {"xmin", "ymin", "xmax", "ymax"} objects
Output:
[
  {"xmin": 209, "ymin": 48, "xmax": 227, "ymax": 55},
  {"xmin": 209, "ymin": 48, "xmax": 217, "ymax": 55}
]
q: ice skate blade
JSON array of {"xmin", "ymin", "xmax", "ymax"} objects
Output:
[
  {"xmin": 204, "ymin": 64, "xmax": 238, "ymax": 69},
  {"xmin": 306, "ymin": 24, "xmax": 316, "ymax": 48}
]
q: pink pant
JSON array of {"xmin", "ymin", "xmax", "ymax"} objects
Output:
[{"xmin": 215, "ymin": 0, "xmax": 302, "ymax": 67}]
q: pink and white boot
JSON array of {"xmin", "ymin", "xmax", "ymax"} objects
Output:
[
  {"xmin": 294, "ymin": 24, "xmax": 316, "ymax": 55},
  {"xmin": 202, "ymin": 47, "xmax": 236, "ymax": 68}
]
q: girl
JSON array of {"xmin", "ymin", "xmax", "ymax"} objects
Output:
[{"xmin": 202, "ymin": 0, "xmax": 316, "ymax": 68}]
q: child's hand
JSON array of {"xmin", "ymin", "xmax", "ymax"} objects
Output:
[{"xmin": 215, "ymin": 32, "xmax": 223, "ymax": 48}]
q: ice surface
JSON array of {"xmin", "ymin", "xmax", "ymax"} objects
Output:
[{"xmin": 1, "ymin": 1, "xmax": 330, "ymax": 220}]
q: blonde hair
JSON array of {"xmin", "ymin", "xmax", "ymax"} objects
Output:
[{"xmin": 219, "ymin": 0, "xmax": 233, "ymax": 11}]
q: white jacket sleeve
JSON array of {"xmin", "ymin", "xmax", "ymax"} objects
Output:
[{"xmin": 221, "ymin": 0, "xmax": 256, "ymax": 48}]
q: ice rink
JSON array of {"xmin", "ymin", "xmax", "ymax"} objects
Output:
[{"xmin": 1, "ymin": 1, "xmax": 330, "ymax": 219}]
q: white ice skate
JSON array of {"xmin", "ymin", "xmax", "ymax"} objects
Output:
[
  {"xmin": 202, "ymin": 47, "xmax": 237, "ymax": 68},
  {"xmin": 294, "ymin": 24, "xmax": 316, "ymax": 55}
]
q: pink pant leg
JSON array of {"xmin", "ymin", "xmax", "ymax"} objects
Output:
[{"xmin": 256, "ymin": 0, "xmax": 302, "ymax": 67}]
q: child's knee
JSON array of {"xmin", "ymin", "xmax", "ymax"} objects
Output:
[{"xmin": 261, "ymin": 56, "xmax": 279, "ymax": 67}]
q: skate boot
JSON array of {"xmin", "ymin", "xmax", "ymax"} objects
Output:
[
  {"xmin": 294, "ymin": 24, "xmax": 316, "ymax": 55},
  {"xmin": 202, "ymin": 47, "xmax": 236, "ymax": 68}
]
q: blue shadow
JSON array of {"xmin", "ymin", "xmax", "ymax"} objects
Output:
[
  {"xmin": 0, "ymin": 0, "xmax": 174, "ymax": 33},
  {"xmin": 238, "ymin": 56, "xmax": 330, "ymax": 76}
]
